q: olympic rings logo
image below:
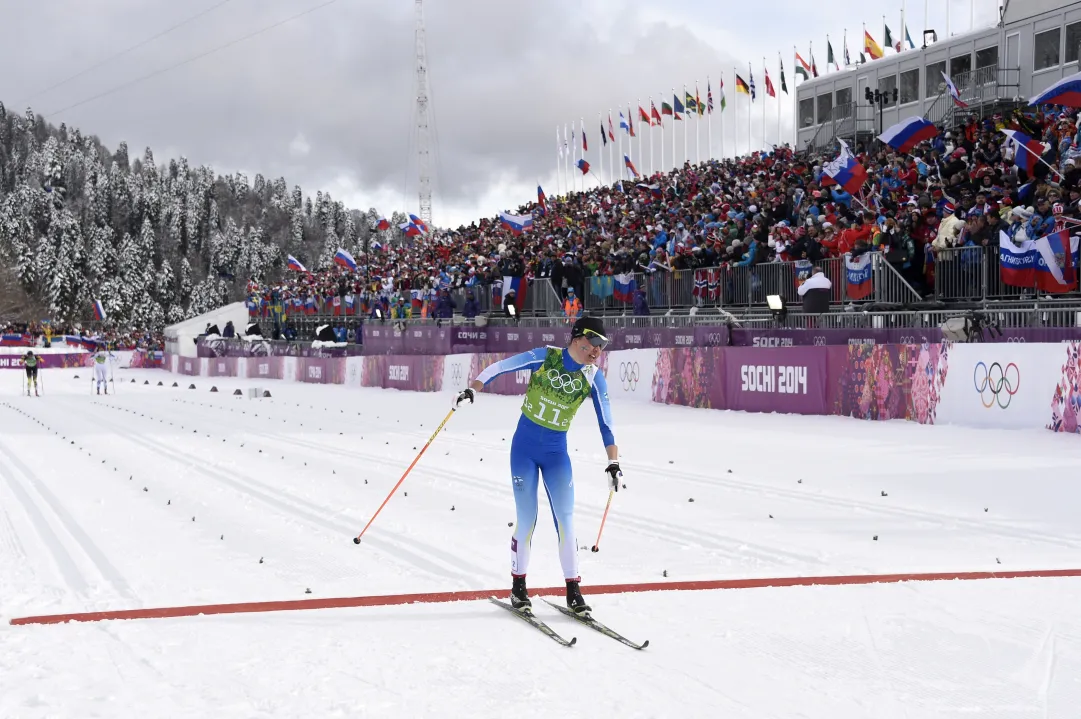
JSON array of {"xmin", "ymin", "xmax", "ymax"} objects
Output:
[
  {"xmin": 973, "ymin": 361, "xmax": 1019, "ymax": 409},
  {"xmin": 619, "ymin": 361, "xmax": 640, "ymax": 391},
  {"xmin": 545, "ymin": 368, "xmax": 583, "ymax": 393},
  {"xmin": 1006, "ymin": 337, "xmax": 1026, "ymax": 343}
]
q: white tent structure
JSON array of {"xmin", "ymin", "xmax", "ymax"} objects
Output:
[{"xmin": 164, "ymin": 302, "xmax": 248, "ymax": 358}]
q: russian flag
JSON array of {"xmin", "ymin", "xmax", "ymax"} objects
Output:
[
  {"xmin": 577, "ymin": 159, "xmax": 590, "ymax": 174},
  {"xmin": 286, "ymin": 255, "xmax": 307, "ymax": 272},
  {"xmin": 499, "ymin": 211, "xmax": 533, "ymax": 235},
  {"xmin": 845, "ymin": 252, "xmax": 873, "ymax": 300},
  {"xmin": 92, "ymin": 299, "xmax": 107, "ymax": 321},
  {"xmin": 637, "ymin": 183, "xmax": 662, "ymax": 198},
  {"xmin": 495, "ymin": 275, "xmax": 527, "ymax": 307},
  {"xmin": 1029, "ymin": 70, "xmax": 1081, "ymax": 108},
  {"xmin": 878, "ymin": 116, "xmax": 938, "ymax": 153},
  {"xmin": 372, "ymin": 240, "xmax": 384, "ymax": 252},
  {"xmin": 536, "ymin": 185, "xmax": 547, "ymax": 215},
  {"xmin": 408, "ymin": 214, "xmax": 428, "ymax": 233},
  {"xmin": 400, "ymin": 221, "xmax": 422, "ymax": 237},
  {"xmin": 1001, "ymin": 129, "xmax": 1046, "ymax": 176},
  {"xmin": 821, "ymin": 140, "xmax": 868, "ymax": 194},
  {"xmin": 305, "ymin": 297, "xmax": 316, "ymax": 315},
  {"xmin": 0, "ymin": 334, "xmax": 29, "ymax": 347},
  {"xmin": 333, "ymin": 248, "xmax": 358, "ymax": 271},
  {"xmin": 613, "ymin": 273, "xmax": 637, "ymax": 302},
  {"xmin": 1034, "ymin": 229, "xmax": 1078, "ymax": 293},
  {"xmin": 376, "ymin": 216, "xmax": 391, "ymax": 231},
  {"xmin": 941, "ymin": 72, "xmax": 968, "ymax": 108},
  {"xmin": 624, "ymin": 154, "xmax": 639, "ymax": 178},
  {"xmin": 344, "ymin": 294, "xmax": 355, "ymax": 314},
  {"xmin": 998, "ymin": 231, "xmax": 1036, "ymax": 288}
]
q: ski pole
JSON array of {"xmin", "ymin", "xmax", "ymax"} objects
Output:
[
  {"xmin": 590, "ymin": 490, "xmax": 615, "ymax": 553},
  {"xmin": 353, "ymin": 407, "xmax": 457, "ymax": 544}
]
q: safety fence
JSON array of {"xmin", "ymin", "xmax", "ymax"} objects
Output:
[{"xmin": 168, "ymin": 341, "xmax": 1081, "ymax": 437}]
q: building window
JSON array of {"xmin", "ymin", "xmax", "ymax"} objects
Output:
[
  {"xmin": 1066, "ymin": 22, "xmax": 1081, "ymax": 64},
  {"xmin": 950, "ymin": 54, "xmax": 972, "ymax": 80},
  {"xmin": 817, "ymin": 93, "xmax": 833, "ymax": 122},
  {"xmin": 925, "ymin": 60, "xmax": 946, "ymax": 97},
  {"xmin": 835, "ymin": 87, "xmax": 853, "ymax": 116},
  {"xmin": 799, "ymin": 97, "xmax": 815, "ymax": 127},
  {"xmin": 899, "ymin": 68, "xmax": 920, "ymax": 104},
  {"xmin": 975, "ymin": 46, "xmax": 998, "ymax": 69},
  {"xmin": 878, "ymin": 74, "xmax": 898, "ymax": 103},
  {"xmin": 1035, "ymin": 28, "xmax": 1061, "ymax": 71}
]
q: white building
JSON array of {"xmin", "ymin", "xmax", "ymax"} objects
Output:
[{"xmin": 796, "ymin": 0, "xmax": 1081, "ymax": 151}]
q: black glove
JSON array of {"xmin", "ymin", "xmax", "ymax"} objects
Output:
[
  {"xmin": 605, "ymin": 461, "xmax": 622, "ymax": 491},
  {"xmin": 453, "ymin": 387, "xmax": 475, "ymax": 409}
]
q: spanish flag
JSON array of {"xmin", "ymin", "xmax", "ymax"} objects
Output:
[
  {"xmin": 735, "ymin": 74, "xmax": 750, "ymax": 95},
  {"xmin": 864, "ymin": 30, "xmax": 883, "ymax": 60}
]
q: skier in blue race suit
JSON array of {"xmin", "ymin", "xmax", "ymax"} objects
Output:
[{"xmin": 454, "ymin": 316, "xmax": 621, "ymax": 615}]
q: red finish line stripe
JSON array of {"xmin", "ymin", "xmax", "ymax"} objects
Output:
[{"xmin": 10, "ymin": 568, "xmax": 1081, "ymax": 626}]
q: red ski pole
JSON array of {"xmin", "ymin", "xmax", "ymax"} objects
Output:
[
  {"xmin": 590, "ymin": 490, "xmax": 615, "ymax": 553},
  {"xmin": 353, "ymin": 407, "xmax": 456, "ymax": 544}
]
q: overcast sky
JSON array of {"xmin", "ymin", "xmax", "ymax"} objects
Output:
[{"xmin": 0, "ymin": 0, "xmax": 1000, "ymax": 228}]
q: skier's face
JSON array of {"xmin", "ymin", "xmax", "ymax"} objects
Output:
[{"xmin": 574, "ymin": 337, "xmax": 603, "ymax": 365}]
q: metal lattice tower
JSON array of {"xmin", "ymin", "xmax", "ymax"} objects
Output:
[{"xmin": 414, "ymin": 0, "xmax": 432, "ymax": 226}]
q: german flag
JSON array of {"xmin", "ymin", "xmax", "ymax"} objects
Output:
[{"xmin": 735, "ymin": 75, "xmax": 750, "ymax": 95}]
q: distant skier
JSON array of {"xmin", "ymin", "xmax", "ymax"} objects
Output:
[
  {"xmin": 91, "ymin": 345, "xmax": 112, "ymax": 395},
  {"xmin": 23, "ymin": 350, "xmax": 38, "ymax": 396},
  {"xmin": 454, "ymin": 316, "xmax": 621, "ymax": 616}
]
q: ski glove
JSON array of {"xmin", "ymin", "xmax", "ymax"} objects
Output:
[
  {"xmin": 605, "ymin": 461, "xmax": 622, "ymax": 492},
  {"xmin": 453, "ymin": 387, "xmax": 476, "ymax": 409}
]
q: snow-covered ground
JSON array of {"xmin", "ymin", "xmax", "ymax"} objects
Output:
[{"xmin": 2, "ymin": 367, "xmax": 1081, "ymax": 718}]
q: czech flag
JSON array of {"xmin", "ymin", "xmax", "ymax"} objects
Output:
[
  {"xmin": 623, "ymin": 154, "xmax": 639, "ymax": 178},
  {"xmin": 997, "ymin": 231, "xmax": 1036, "ymax": 288},
  {"xmin": 1001, "ymin": 129, "xmax": 1046, "ymax": 176},
  {"xmin": 878, "ymin": 116, "xmax": 938, "ymax": 153},
  {"xmin": 408, "ymin": 214, "xmax": 428, "ymax": 233},
  {"xmin": 1034, "ymin": 229, "xmax": 1079, "ymax": 293},
  {"xmin": 286, "ymin": 255, "xmax": 307, "ymax": 272},
  {"xmin": 400, "ymin": 221, "xmax": 422, "ymax": 237},
  {"xmin": 613, "ymin": 273, "xmax": 637, "ymax": 302},
  {"xmin": 821, "ymin": 140, "xmax": 868, "ymax": 194},
  {"xmin": 333, "ymin": 248, "xmax": 358, "ymax": 271},
  {"xmin": 577, "ymin": 158, "xmax": 590, "ymax": 174},
  {"xmin": 1029, "ymin": 70, "xmax": 1081, "ymax": 108},
  {"xmin": 92, "ymin": 299, "xmax": 107, "ymax": 321},
  {"xmin": 376, "ymin": 216, "xmax": 391, "ymax": 231},
  {"xmin": 845, "ymin": 252, "xmax": 873, "ymax": 300},
  {"xmin": 499, "ymin": 211, "xmax": 533, "ymax": 235}
]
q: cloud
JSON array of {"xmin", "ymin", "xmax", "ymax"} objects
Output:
[
  {"xmin": 289, "ymin": 132, "xmax": 310, "ymax": 159},
  {"xmin": 0, "ymin": 0, "xmax": 992, "ymax": 228}
]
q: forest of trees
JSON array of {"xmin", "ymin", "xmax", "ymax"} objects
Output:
[{"xmin": 0, "ymin": 103, "xmax": 405, "ymax": 329}]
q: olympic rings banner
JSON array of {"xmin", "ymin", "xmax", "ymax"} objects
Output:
[{"xmin": 932, "ymin": 344, "xmax": 1060, "ymax": 430}]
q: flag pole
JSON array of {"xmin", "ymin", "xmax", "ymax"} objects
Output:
[
  {"xmin": 706, "ymin": 76, "xmax": 713, "ymax": 161},
  {"xmin": 598, "ymin": 111, "xmax": 604, "ymax": 187},
  {"xmin": 901, "ymin": 0, "xmax": 907, "ymax": 51},
  {"xmin": 554, "ymin": 126, "xmax": 560, "ymax": 199},
  {"xmin": 746, "ymin": 65, "xmax": 752, "ymax": 153},
  {"xmin": 719, "ymin": 73, "xmax": 725, "ymax": 160},
  {"xmin": 631, "ymin": 97, "xmax": 639, "ymax": 178},
  {"xmin": 652, "ymin": 96, "xmax": 661, "ymax": 172},
  {"xmin": 777, "ymin": 53, "xmax": 782, "ymax": 148},
  {"xmin": 581, "ymin": 117, "xmax": 586, "ymax": 193},
  {"xmin": 646, "ymin": 98, "xmax": 653, "ymax": 177},
  {"xmin": 665, "ymin": 87, "xmax": 674, "ymax": 169},
  {"xmin": 609, "ymin": 109, "xmax": 614, "ymax": 189},
  {"xmin": 762, "ymin": 58, "xmax": 767, "ymax": 150},
  {"xmin": 695, "ymin": 80, "xmax": 701, "ymax": 164},
  {"xmin": 1008, "ymin": 135, "xmax": 1065, "ymax": 180},
  {"xmin": 682, "ymin": 84, "xmax": 689, "ymax": 166},
  {"xmin": 617, "ymin": 109, "xmax": 624, "ymax": 184}
]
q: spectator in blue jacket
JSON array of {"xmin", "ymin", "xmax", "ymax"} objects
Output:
[{"xmin": 462, "ymin": 291, "xmax": 480, "ymax": 318}]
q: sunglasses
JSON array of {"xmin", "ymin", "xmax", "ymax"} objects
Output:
[{"xmin": 581, "ymin": 328, "xmax": 610, "ymax": 350}]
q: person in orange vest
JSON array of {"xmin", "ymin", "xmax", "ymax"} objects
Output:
[{"xmin": 563, "ymin": 288, "xmax": 582, "ymax": 322}]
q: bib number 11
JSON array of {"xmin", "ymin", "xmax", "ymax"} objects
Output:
[{"xmin": 533, "ymin": 403, "xmax": 562, "ymax": 425}]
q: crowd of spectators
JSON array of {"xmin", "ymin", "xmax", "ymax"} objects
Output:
[
  {"xmin": 0, "ymin": 320, "xmax": 164, "ymax": 350},
  {"xmin": 244, "ymin": 103, "xmax": 1081, "ymax": 322}
]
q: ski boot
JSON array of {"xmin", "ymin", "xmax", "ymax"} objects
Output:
[
  {"xmin": 510, "ymin": 574, "xmax": 531, "ymax": 611},
  {"xmin": 566, "ymin": 579, "xmax": 591, "ymax": 616}
]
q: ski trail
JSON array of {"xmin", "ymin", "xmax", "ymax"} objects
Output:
[{"xmin": 0, "ymin": 437, "xmax": 138, "ymax": 602}]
